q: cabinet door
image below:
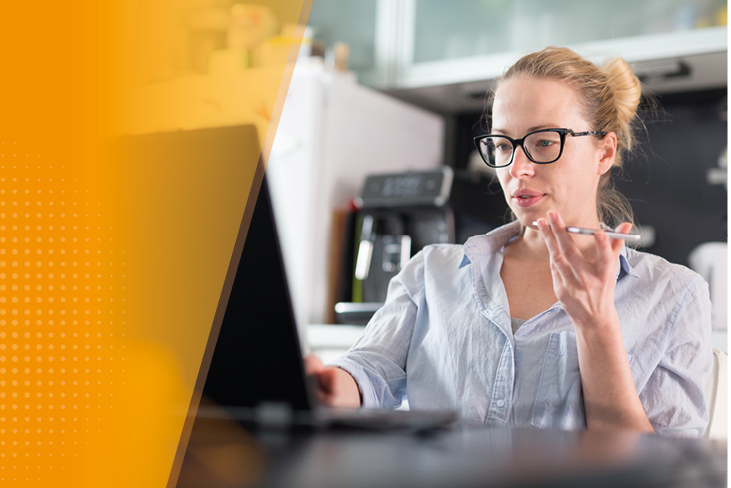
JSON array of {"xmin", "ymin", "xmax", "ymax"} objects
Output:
[
  {"xmin": 397, "ymin": 0, "xmax": 727, "ymax": 89},
  {"xmin": 306, "ymin": 0, "xmax": 391, "ymax": 86},
  {"xmin": 408, "ymin": 0, "xmax": 725, "ymax": 64}
]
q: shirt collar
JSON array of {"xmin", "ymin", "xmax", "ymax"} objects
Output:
[
  {"xmin": 601, "ymin": 224, "xmax": 640, "ymax": 280},
  {"xmin": 618, "ymin": 245, "xmax": 639, "ymax": 280},
  {"xmin": 460, "ymin": 221, "xmax": 640, "ymax": 281},
  {"xmin": 460, "ymin": 221, "xmax": 522, "ymax": 269}
]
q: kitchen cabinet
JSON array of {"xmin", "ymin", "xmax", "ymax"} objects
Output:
[
  {"xmin": 306, "ymin": 0, "xmax": 387, "ymax": 86},
  {"xmin": 306, "ymin": 0, "xmax": 727, "ymax": 114},
  {"xmin": 409, "ymin": 0, "xmax": 725, "ymax": 62}
]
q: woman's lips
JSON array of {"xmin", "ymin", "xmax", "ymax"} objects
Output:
[{"xmin": 512, "ymin": 190, "xmax": 545, "ymax": 208}]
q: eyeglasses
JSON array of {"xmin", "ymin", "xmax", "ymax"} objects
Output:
[{"xmin": 473, "ymin": 128, "xmax": 607, "ymax": 168}]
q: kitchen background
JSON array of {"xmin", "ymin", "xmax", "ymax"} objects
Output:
[
  {"xmin": 132, "ymin": 0, "xmax": 727, "ymax": 353},
  {"xmin": 298, "ymin": 0, "xmax": 728, "ymax": 356},
  {"xmin": 306, "ymin": 0, "xmax": 728, "ymax": 227}
]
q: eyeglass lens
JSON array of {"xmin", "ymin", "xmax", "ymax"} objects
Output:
[{"xmin": 479, "ymin": 131, "xmax": 562, "ymax": 167}]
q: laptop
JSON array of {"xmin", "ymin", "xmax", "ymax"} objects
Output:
[{"xmin": 169, "ymin": 125, "xmax": 457, "ymax": 430}]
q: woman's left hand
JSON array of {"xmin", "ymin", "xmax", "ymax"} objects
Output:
[
  {"xmin": 536, "ymin": 210, "xmax": 633, "ymax": 330},
  {"xmin": 536, "ymin": 211, "xmax": 654, "ymax": 433}
]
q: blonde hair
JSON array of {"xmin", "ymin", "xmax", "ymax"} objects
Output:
[{"xmin": 492, "ymin": 47, "xmax": 642, "ymax": 226}]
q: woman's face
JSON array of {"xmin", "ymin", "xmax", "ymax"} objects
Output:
[{"xmin": 491, "ymin": 76, "xmax": 615, "ymax": 229}]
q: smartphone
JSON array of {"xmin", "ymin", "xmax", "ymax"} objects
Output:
[
  {"xmin": 565, "ymin": 226, "xmax": 641, "ymax": 241},
  {"xmin": 532, "ymin": 221, "xmax": 641, "ymax": 241}
]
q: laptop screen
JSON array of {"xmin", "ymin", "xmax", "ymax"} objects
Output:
[{"xmin": 201, "ymin": 157, "xmax": 313, "ymax": 412}]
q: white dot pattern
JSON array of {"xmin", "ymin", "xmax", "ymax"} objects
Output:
[{"xmin": 0, "ymin": 147, "xmax": 124, "ymax": 480}]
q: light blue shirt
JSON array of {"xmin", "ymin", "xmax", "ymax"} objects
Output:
[{"xmin": 329, "ymin": 221, "xmax": 712, "ymax": 437}]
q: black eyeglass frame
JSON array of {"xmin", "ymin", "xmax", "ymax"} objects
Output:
[{"xmin": 473, "ymin": 128, "xmax": 608, "ymax": 168}]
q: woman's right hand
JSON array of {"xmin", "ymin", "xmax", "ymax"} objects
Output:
[{"xmin": 303, "ymin": 355, "xmax": 361, "ymax": 408}]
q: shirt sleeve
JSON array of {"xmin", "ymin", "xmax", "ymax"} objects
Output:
[
  {"xmin": 326, "ymin": 251, "xmax": 424, "ymax": 409},
  {"xmin": 639, "ymin": 275, "xmax": 713, "ymax": 437}
]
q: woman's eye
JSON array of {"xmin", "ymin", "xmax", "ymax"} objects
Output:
[
  {"xmin": 537, "ymin": 139, "xmax": 554, "ymax": 147},
  {"xmin": 496, "ymin": 144, "xmax": 512, "ymax": 152}
]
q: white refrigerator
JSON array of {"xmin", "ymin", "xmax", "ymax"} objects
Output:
[{"xmin": 267, "ymin": 58, "xmax": 445, "ymax": 332}]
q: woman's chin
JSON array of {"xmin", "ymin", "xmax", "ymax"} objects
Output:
[{"xmin": 513, "ymin": 209, "xmax": 546, "ymax": 228}]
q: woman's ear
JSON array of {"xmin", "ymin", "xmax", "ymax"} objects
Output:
[{"xmin": 597, "ymin": 132, "xmax": 617, "ymax": 175}]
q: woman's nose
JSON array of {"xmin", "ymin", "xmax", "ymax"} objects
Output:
[{"xmin": 509, "ymin": 146, "xmax": 536, "ymax": 178}]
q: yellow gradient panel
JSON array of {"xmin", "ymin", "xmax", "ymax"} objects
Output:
[{"xmin": 0, "ymin": 0, "xmax": 310, "ymax": 486}]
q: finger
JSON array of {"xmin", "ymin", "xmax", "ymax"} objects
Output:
[
  {"xmin": 592, "ymin": 230, "xmax": 617, "ymax": 275},
  {"xmin": 610, "ymin": 222, "xmax": 633, "ymax": 255},
  {"xmin": 545, "ymin": 212, "xmax": 588, "ymax": 281},
  {"xmin": 307, "ymin": 362, "xmax": 335, "ymax": 405},
  {"xmin": 548, "ymin": 212, "xmax": 587, "ymax": 268},
  {"xmin": 550, "ymin": 245, "xmax": 585, "ymax": 292},
  {"xmin": 594, "ymin": 222, "xmax": 633, "ymax": 272},
  {"xmin": 537, "ymin": 217, "xmax": 582, "ymax": 289},
  {"xmin": 303, "ymin": 354, "xmax": 324, "ymax": 376},
  {"xmin": 614, "ymin": 222, "xmax": 633, "ymax": 234},
  {"xmin": 548, "ymin": 252, "xmax": 567, "ymax": 291},
  {"xmin": 536, "ymin": 217, "xmax": 558, "ymax": 255}
]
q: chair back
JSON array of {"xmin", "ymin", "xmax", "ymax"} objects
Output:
[{"xmin": 703, "ymin": 348, "xmax": 727, "ymax": 439}]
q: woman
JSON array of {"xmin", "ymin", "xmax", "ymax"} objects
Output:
[{"xmin": 305, "ymin": 47, "xmax": 712, "ymax": 436}]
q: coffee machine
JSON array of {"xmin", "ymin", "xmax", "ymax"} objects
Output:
[{"xmin": 334, "ymin": 167, "xmax": 508, "ymax": 324}]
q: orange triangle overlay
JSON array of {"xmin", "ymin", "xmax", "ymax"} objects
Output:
[{"xmin": 166, "ymin": 3, "xmax": 314, "ymax": 488}]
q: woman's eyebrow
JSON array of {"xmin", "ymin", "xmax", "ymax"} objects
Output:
[
  {"xmin": 526, "ymin": 124, "xmax": 559, "ymax": 132},
  {"xmin": 491, "ymin": 128, "xmax": 508, "ymax": 135},
  {"xmin": 491, "ymin": 124, "xmax": 560, "ymax": 135}
]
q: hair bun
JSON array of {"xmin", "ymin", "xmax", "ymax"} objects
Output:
[{"xmin": 601, "ymin": 57, "xmax": 642, "ymax": 152}]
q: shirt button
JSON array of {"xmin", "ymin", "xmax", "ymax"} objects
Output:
[{"xmin": 496, "ymin": 399, "xmax": 505, "ymax": 408}]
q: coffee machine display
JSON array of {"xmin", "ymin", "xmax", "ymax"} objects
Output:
[{"xmin": 335, "ymin": 167, "xmax": 508, "ymax": 325}]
